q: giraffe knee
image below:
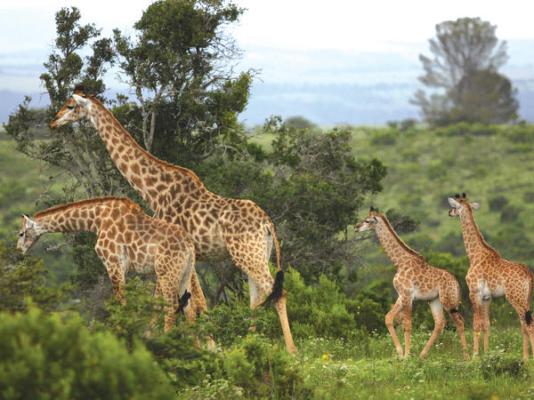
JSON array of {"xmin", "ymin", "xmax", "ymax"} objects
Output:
[{"xmin": 385, "ymin": 313, "xmax": 396, "ymax": 328}]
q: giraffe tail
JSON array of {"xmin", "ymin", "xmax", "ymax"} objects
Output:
[
  {"xmin": 263, "ymin": 219, "xmax": 284, "ymax": 305},
  {"xmin": 176, "ymin": 290, "xmax": 191, "ymax": 314}
]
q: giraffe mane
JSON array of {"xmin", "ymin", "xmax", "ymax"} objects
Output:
[
  {"xmin": 463, "ymin": 204, "xmax": 500, "ymax": 256},
  {"xmin": 34, "ymin": 197, "xmax": 142, "ymax": 218},
  {"xmin": 378, "ymin": 214, "xmax": 424, "ymax": 260},
  {"xmin": 88, "ymin": 96, "xmax": 205, "ymax": 188}
]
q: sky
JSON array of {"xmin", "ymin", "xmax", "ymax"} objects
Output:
[{"xmin": 1, "ymin": 0, "xmax": 533, "ymax": 124}]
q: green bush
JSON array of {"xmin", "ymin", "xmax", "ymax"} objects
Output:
[
  {"xmin": 223, "ymin": 334, "xmax": 310, "ymax": 399},
  {"xmin": 0, "ymin": 306, "xmax": 174, "ymax": 400},
  {"xmin": 145, "ymin": 326, "xmax": 222, "ymax": 390},
  {"xmin": 100, "ymin": 277, "xmax": 163, "ymax": 346},
  {"xmin": 479, "ymin": 352, "xmax": 528, "ymax": 380},
  {"xmin": 0, "ymin": 242, "xmax": 71, "ymax": 312}
]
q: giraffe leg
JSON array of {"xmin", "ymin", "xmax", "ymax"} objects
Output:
[
  {"xmin": 385, "ymin": 297, "xmax": 405, "ymax": 358},
  {"xmin": 448, "ymin": 310, "xmax": 469, "ymax": 360},
  {"xmin": 521, "ymin": 324, "xmax": 530, "ymax": 361},
  {"xmin": 189, "ymin": 271, "xmax": 208, "ymax": 316},
  {"xmin": 106, "ymin": 263, "xmax": 126, "ymax": 304},
  {"xmin": 419, "ymin": 299, "xmax": 445, "ymax": 359},
  {"xmin": 95, "ymin": 242, "xmax": 126, "ymax": 304},
  {"xmin": 146, "ymin": 282, "xmax": 163, "ymax": 335},
  {"xmin": 506, "ymin": 293, "xmax": 532, "ymax": 361},
  {"xmin": 402, "ymin": 300, "xmax": 413, "ymax": 359},
  {"xmin": 223, "ymin": 233, "xmax": 296, "ymax": 353},
  {"xmin": 469, "ymin": 290, "xmax": 482, "ymax": 358},
  {"xmin": 480, "ymin": 301, "xmax": 491, "ymax": 353}
]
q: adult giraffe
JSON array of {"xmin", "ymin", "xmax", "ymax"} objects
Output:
[{"xmin": 50, "ymin": 86, "xmax": 296, "ymax": 353}]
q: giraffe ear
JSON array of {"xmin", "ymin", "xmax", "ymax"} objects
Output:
[
  {"xmin": 72, "ymin": 94, "xmax": 90, "ymax": 107},
  {"xmin": 471, "ymin": 202, "xmax": 480, "ymax": 210},
  {"xmin": 448, "ymin": 197, "xmax": 460, "ymax": 208},
  {"xmin": 22, "ymin": 214, "xmax": 35, "ymax": 228}
]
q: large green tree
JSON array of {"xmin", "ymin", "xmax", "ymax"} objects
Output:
[
  {"xmin": 113, "ymin": 0, "xmax": 251, "ymax": 166},
  {"xmin": 412, "ymin": 17, "xmax": 518, "ymax": 125}
]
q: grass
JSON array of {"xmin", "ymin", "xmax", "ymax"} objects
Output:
[{"xmin": 294, "ymin": 328, "xmax": 534, "ymax": 399}]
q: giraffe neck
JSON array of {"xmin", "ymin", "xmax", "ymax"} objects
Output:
[
  {"xmin": 33, "ymin": 199, "xmax": 120, "ymax": 234},
  {"xmin": 458, "ymin": 207, "xmax": 497, "ymax": 261},
  {"xmin": 85, "ymin": 99, "xmax": 206, "ymax": 211},
  {"xmin": 374, "ymin": 215, "xmax": 423, "ymax": 267}
]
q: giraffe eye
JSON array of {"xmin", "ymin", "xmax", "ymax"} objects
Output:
[
  {"xmin": 67, "ymin": 105, "xmax": 75, "ymax": 110},
  {"xmin": 19, "ymin": 232, "xmax": 24, "ymax": 237}
]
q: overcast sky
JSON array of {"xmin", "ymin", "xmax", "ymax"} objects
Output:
[
  {"xmin": 1, "ymin": 1, "xmax": 533, "ymax": 124},
  {"xmin": 1, "ymin": 1, "xmax": 533, "ymax": 87}
]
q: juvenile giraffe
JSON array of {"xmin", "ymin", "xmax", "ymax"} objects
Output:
[
  {"xmin": 17, "ymin": 197, "xmax": 196, "ymax": 332},
  {"xmin": 356, "ymin": 207, "xmax": 468, "ymax": 359},
  {"xmin": 448, "ymin": 193, "xmax": 534, "ymax": 360},
  {"xmin": 49, "ymin": 86, "xmax": 296, "ymax": 353}
]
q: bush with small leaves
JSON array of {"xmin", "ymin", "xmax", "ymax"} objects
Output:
[
  {"xmin": 223, "ymin": 334, "xmax": 311, "ymax": 399},
  {"xmin": 0, "ymin": 306, "xmax": 174, "ymax": 400}
]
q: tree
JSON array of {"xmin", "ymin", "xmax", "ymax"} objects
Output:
[
  {"xmin": 200, "ymin": 117, "xmax": 387, "ymax": 286},
  {"xmin": 412, "ymin": 17, "xmax": 518, "ymax": 125},
  {"xmin": 448, "ymin": 69, "xmax": 518, "ymax": 123},
  {"xmin": 6, "ymin": 7, "xmax": 118, "ymax": 198},
  {"xmin": 113, "ymin": 0, "xmax": 251, "ymax": 165}
]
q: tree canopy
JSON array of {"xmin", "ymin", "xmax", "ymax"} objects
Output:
[{"xmin": 412, "ymin": 17, "xmax": 518, "ymax": 125}]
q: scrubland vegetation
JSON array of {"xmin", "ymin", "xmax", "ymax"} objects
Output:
[
  {"xmin": 2, "ymin": 2, "xmax": 534, "ymax": 398},
  {"xmin": 3, "ymin": 122, "xmax": 534, "ymax": 399}
]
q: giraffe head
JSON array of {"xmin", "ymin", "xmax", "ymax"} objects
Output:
[
  {"xmin": 355, "ymin": 206, "xmax": 382, "ymax": 232},
  {"xmin": 49, "ymin": 85, "xmax": 94, "ymax": 129},
  {"xmin": 16, "ymin": 215, "xmax": 43, "ymax": 254},
  {"xmin": 447, "ymin": 193, "xmax": 480, "ymax": 217}
]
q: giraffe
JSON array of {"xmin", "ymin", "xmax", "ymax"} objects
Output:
[
  {"xmin": 356, "ymin": 207, "xmax": 469, "ymax": 360},
  {"xmin": 16, "ymin": 197, "xmax": 197, "ymax": 332},
  {"xmin": 448, "ymin": 192, "xmax": 534, "ymax": 360},
  {"xmin": 49, "ymin": 86, "xmax": 296, "ymax": 353}
]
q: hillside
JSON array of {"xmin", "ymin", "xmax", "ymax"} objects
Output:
[
  {"xmin": 0, "ymin": 139, "xmax": 74, "ymax": 282},
  {"xmin": 252, "ymin": 124, "xmax": 534, "ymax": 267}
]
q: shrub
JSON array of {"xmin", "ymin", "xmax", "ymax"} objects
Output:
[
  {"xmin": 479, "ymin": 352, "xmax": 528, "ymax": 380},
  {"xmin": 222, "ymin": 334, "xmax": 310, "ymax": 399},
  {"xmin": 0, "ymin": 306, "xmax": 174, "ymax": 400},
  {"xmin": 488, "ymin": 195, "xmax": 508, "ymax": 212},
  {"xmin": 98, "ymin": 277, "xmax": 165, "ymax": 348},
  {"xmin": 146, "ymin": 327, "xmax": 223, "ymax": 390},
  {"xmin": 499, "ymin": 205, "xmax": 520, "ymax": 223},
  {"xmin": 370, "ymin": 130, "xmax": 397, "ymax": 145},
  {"xmin": 0, "ymin": 242, "xmax": 71, "ymax": 312}
]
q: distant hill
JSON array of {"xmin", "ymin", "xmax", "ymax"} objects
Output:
[
  {"xmin": 3, "ymin": 80, "xmax": 534, "ymax": 127},
  {"xmin": 252, "ymin": 124, "xmax": 534, "ymax": 266}
]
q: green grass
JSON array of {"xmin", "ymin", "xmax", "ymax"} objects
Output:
[{"xmin": 294, "ymin": 328, "xmax": 533, "ymax": 399}]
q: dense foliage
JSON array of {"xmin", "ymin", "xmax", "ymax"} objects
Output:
[{"xmin": 2, "ymin": 3, "xmax": 534, "ymax": 399}]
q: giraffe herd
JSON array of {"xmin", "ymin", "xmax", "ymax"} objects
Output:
[{"xmin": 15, "ymin": 86, "xmax": 534, "ymax": 361}]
